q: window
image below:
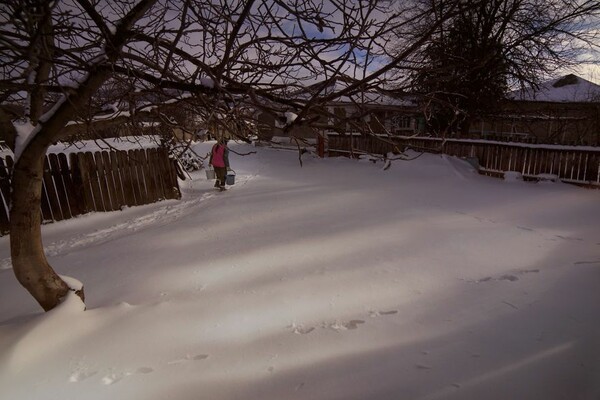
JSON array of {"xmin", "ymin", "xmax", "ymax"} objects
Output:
[{"xmin": 391, "ymin": 115, "xmax": 412, "ymax": 132}]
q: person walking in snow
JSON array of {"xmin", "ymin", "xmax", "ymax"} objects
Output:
[{"xmin": 209, "ymin": 138, "xmax": 230, "ymax": 191}]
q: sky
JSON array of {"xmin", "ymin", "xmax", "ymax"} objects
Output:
[{"xmin": 572, "ymin": 64, "xmax": 600, "ymax": 84}]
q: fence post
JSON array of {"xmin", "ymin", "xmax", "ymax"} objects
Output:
[
  {"xmin": 41, "ymin": 157, "xmax": 58, "ymax": 221},
  {"xmin": 317, "ymin": 134, "xmax": 325, "ymax": 158},
  {"xmin": 109, "ymin": 151, "xmax": 125, "ymax": 209},
  {"xmin": 48, "ymin": 153, "xmax": 71, "ymax": 219},
  {"xmin": 117, "ymin": 150, "xmax": 136, "ymax": 207},
  {"xmin": 93, "ymin": 151, "xmax": 113, "ymax": 211},
  {"xmin": 101, "ymin": 151, "xmax": 120, "ymax": 211},
  {"xmin": 157, "ymin": 148, "xmax": 181, "ymax": 200}
]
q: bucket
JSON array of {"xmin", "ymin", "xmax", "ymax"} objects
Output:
[
  {"xmin": 226, "ymin": 170, "xmax": 236, "ymax": 185},
  {"xmin": 205, "ymin": 168, "xmax": 215, "ymax": 180}
]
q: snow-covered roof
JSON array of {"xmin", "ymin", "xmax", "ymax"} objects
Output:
[
  {"xmin": 298, "ymin": 78, "xmax": 416, "ymax": 107},
  {"xmin": 332, "ymin": 90, "xmax": 416, "ymax": 107},
  {"xmin": 508, "ymin": 74, "xmax": 600, "ymax": 103}
]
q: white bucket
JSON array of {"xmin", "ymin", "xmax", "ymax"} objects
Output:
[{"xmin": 205, "ymin": 168, "xmax": 215, "ymax": 180}]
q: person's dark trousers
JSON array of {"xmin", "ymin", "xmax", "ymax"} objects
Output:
[{"xmin": 214, "ymin": 166, "xmax": 227, "ymax": 188}]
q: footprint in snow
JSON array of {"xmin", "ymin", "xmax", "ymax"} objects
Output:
[
  {"xmin": 555, "ymin": 235, "xmax": 583, "ymax": 241},
  {"xmin": 499, "ymin": 274, "xmax": 519, "ymax": 282},
  {"xmin": 292, "ymin": 314, "xmax": 378, "ymax": 335},
  {"xmin": 100, "ymin": 367, "xmax": 154, "ymax": 385},
  {"xmin": 369, "ymin": 310, "xmax": 398, "ymax": 317},
  {"xmin": 102, "ymin": 372, "xmax": 125, "ymax": 385},
  {"xmin": 344, "ymin": 320, "xmax": 365, "ymax": 330},
  {"xmin": 69, "ymin": 369, "xmax": 98, "ymax": 383},
  {"xmin": 167, "ymin": 354, "xmax": 209, "ymax": 365},
  {"xmin": 289, "ymin": 323, "xmax": 315, "ymax": 335},
  {"xmin": 476, "ymin": 275, "xmax": 518, "ymax": 282},
  {"xmin": 519, "ymin": 269, "xmax": 540, "ymax": 274},
  {"xmin": 475, "ymin": 269, "xmax": 540, "ymax": 283},
  {"xmin": 574, "ymin": 260, "xmax": 600, "ymax": 266},
  {"xmin": 325, "ymin": 320, "xmax": 366, "ymax": 331},
  {"xmin": 516, "ymin": 226, "xmax": 534, "ymax": 232}
]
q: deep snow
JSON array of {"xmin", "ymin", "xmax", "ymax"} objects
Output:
[{"xmin": 0, "ymin": 140, "xmax": 599, "ymax": 400}]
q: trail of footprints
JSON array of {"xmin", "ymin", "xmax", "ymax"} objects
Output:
[
  {"xmin": 69, "ymin": 308, "xmax": 397, "ymax": 387},
  {"xmin": 288, "ymin": 309, "xmax": 399, "ymax": 335},
  {"xmin": 67, "ymin": 305, "xmax": 503, "ymax": 391},
  {"xmin": 455, "ymin": 210, "xmax": 587, "ymax": 243},
  {"xmin": 68, "ymin": 353, "xmax": 210, "ymax": 386},
  {"xmin": 0, "ymin": 192, "xmax": 219, "ymax": 270},
  {"xmin": 475, "ymin": 268, "xmax": 540, "ymax": 283},
  {"xmin": 288, "ymin": 309, "xmax": 465, "ymax": 388}
]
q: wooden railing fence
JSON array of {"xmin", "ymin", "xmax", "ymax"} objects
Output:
[
  {"xmin": 0, "ymin": 148, "xmax": 181, "ymax": 235},
  {"xmin": 327, "ymin": 135, "xmax": 600, "ymax": 187}
]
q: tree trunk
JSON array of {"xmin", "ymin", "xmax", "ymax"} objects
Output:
[
  {"xmin": 9, "ymin": 150, "xmax": 82, "ymax": 311},
  {"xmin": 459, "ymin": 116, "xmax": 472, "ymax": 137}
]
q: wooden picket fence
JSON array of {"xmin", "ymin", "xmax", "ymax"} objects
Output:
[
  {"xmin": 326, "ymin": 134, "xmax": 600, "ymax": 187},
  {"xmin": 0, "ymin": 148, "xmax": 181, "ymax": 235}
]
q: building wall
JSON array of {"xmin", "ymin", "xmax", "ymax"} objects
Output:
[
  {"xmin": 256, "ymin": 96, "xmax": 600, "ymax": 146},
  {"xmin": 471, "ymin": 100, "xmax": 600, "ymax": 145}
]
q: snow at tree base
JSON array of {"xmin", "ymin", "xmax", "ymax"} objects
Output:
[{"xmin": 0, "ymin": 141, "xmax": 599, "ymax": 400}]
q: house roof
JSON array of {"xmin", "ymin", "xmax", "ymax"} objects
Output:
[
  {"xmin": 298, "ymin": 78, "xmax": 416, "ymax": 107},
  {"xmin": 508, "ymin": 74, "xmax": 600, "ymax": 103}
]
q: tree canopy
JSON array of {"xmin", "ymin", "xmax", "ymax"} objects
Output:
[{"xmin": 406, "ymin": 0, "xmax": 600, "ymax": 135}]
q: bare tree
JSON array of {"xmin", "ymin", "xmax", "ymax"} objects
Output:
[
  {"xmin": 0, "ymin": 0, "xmax": 465, "ymax": 311},
  {"xmin": 402, "ymin": 0, "xmax": 600, "ymax": 136}
]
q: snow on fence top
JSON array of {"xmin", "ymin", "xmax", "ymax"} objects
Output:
[
  {"xmin": 0, "ymin": 146, "xmax": 180, "ymax": 235},
  {"xmin": 327, "ymin": 135, "xmax": 600, "ymax": 187}
]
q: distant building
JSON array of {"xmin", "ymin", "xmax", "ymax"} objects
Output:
[
  {"xmin": 471, "ymin": 74, "xmax": 600, "ymax": 145},
  {"xmin": 255, "ymin": 74, "xmax": 600, "ymax": 147},
  {"xmin": 254, "ymin": 78, "xmax": 421, "ymax": 142}
]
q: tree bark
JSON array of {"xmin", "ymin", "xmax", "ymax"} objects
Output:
[
  {"xmin": 6, "ymin": 0, "xmax": 157, "ymax": 311},
  {"xmin": 9, "ymin": 149, "xmax": 77, "ymax": 311},
  {"xmin": 459, "ymin": 116, "xmax": 472, "ymax": 137}
]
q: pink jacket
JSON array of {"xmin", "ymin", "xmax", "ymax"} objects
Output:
[{"xmin": 210, "ymin": 144, "xmax": 228, "ymax": 168}]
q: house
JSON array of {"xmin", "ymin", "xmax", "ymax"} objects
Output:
[
  {"xmin": 253, "ymin": 74, "xmax": 600, "ymax": 154},
  {"xmin": 254, "ymin": 78, "xmax": 421, "ymax": 142},
  {"xmin": 470, "ymin": 74, "xmax": 600, "ymax": 145}
]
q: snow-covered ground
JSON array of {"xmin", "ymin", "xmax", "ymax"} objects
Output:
[{"xmin": 0, "ymin": 141, "xmax": 599, "ymax": 400}]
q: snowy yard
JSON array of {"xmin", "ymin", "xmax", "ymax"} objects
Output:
[{"xmin": 0, "ymin": 141, "xmax": 599, "ymax": 400}]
